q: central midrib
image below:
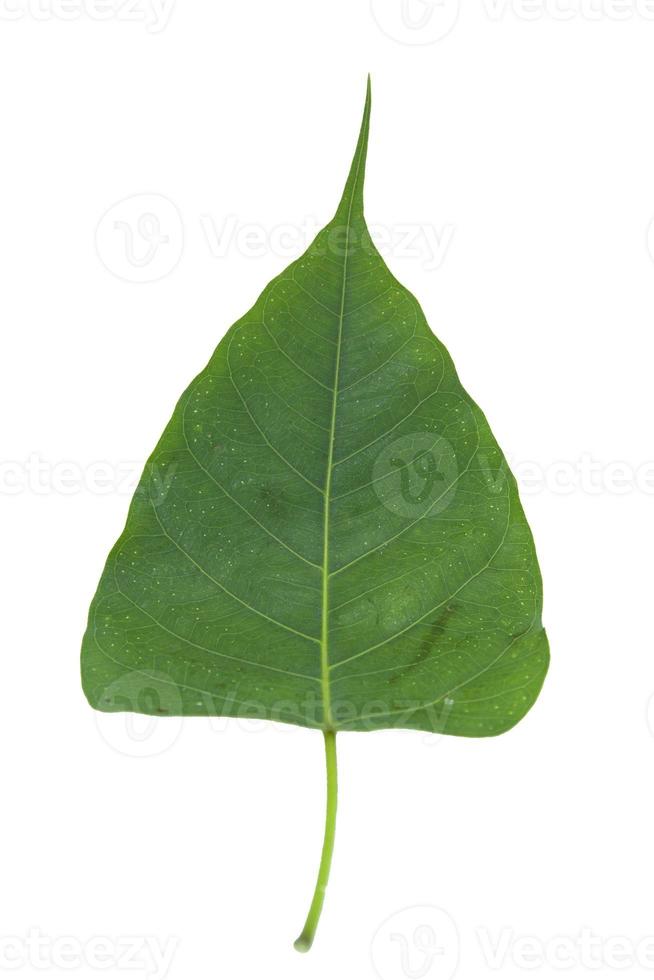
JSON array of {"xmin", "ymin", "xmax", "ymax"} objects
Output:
[{"xmin": 320, "ymin": 141, "xmax": 367, "ymax": 731}]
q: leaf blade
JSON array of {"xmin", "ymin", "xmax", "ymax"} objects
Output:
[{"xmin": 81, "ymin": 80, "xmax": 548, "ymax": 737}]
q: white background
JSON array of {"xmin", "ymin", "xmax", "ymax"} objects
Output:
[{"xmin": 2, "ymin": 2, "xmax": 654, "ymax": 979}]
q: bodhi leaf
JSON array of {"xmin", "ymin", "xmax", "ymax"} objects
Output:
[{"xmin": 81, "ymin": 79, "xmax": 549, "ymax": 952}]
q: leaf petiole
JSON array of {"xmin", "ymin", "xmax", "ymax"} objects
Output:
[{"xmin": 293, "ymin": 730, "xmax": 338, "ymax": 952}]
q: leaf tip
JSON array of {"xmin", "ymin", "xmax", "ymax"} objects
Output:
[{"xmin": 334, "ymin": 76, "xmax": 372, "ymax": 222}]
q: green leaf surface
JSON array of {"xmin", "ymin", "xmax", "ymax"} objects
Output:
[
  {"xmin": 82, "ymin": 82, "xmax": 548, "ymax": 735},
  {"xmin": 81, "ymin": 80, "xmax": 548, "ymax": 950}
]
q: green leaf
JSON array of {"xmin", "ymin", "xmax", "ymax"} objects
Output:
[{"xmin": 81, "ymin": 78, "xmax": 549, "ymax": 951}]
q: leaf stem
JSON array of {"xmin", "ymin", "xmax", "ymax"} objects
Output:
[{"xmin": 293, "ymin": 730, "xmax": 338, "ymax": 952}]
